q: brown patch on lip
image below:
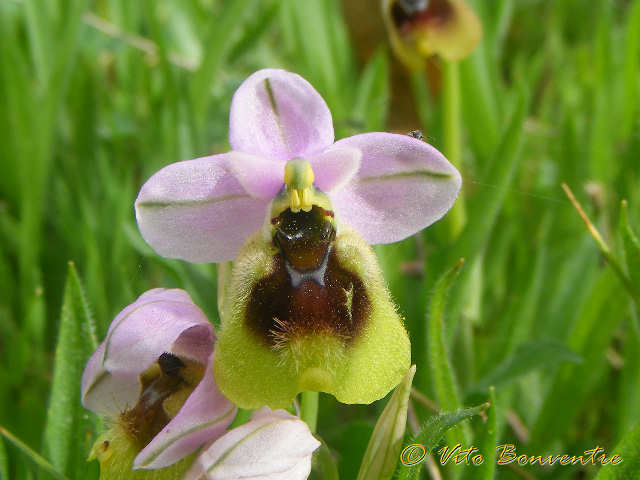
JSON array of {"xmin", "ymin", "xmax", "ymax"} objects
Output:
[
  {"xmin": 247, "ymin": 206, "xmax": 370, "ymax": 347},
  {"xmin": 392, "ymin": 0, "xmax": 454, "ymax": 34},
  {"xmin": 246, "ymin": 252, "xmax": 370, "ymax": 347},
  {"xmin": 119, "ymin": 354, "xmax": 203, "ymax": 448}
]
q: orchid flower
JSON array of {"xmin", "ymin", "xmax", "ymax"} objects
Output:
[
  {"xmin": 135, "ymin": 69, "xmax": 461, "ymax": 409},
  {"xmin": 81, "ymin": 289, "xmax": 236, "ymax": 476},
  {"xmin": 382, "ymin": 0, "xmax": 483, "ymax": 69}
]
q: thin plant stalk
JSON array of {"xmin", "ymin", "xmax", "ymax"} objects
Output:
[
  {"xmin": 300, "ymin": 391, "xmax": 319, "ymax": 434},
  {"xmin": 442, "ymin": 60, "xmax": 466, "ymax": 238}
]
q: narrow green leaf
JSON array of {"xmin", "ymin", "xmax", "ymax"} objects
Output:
[
  {"xmin": 24, "ymin": 0, "xmax": 52, "ymax": 83},
  {"xmin": 428, "ymin": 259, "xmax": 470, "ymax": 447},
  {"xmin": 460, "ymin": 47, "xmax": 501, "ymax": 163},
  {"xmin": 0, "ymin": 426, "xmax": 68, "ymax": 480},
  {"xmin": 191, "ymin": 0, "xmax": 256, "ymax": 126},
  {"xmin": 43, "ymin": 262, "xmax": 98, "ymax": 475},
  {"xmin": 594, "ymin": 423, "xmax": 640, "ymax": 480},
  {"xmin": 451, "ymin": 88, "xmax": 528, "ymax": 267},
  {"xmin": 228, "ymin": 1, "xmax": 280, "ymax": 64},
  {"xmin": 467, "ymin": 340, "xmax": 582, "ymax": 396},
  {"xmin": 563, "ymin": 185, "xmax": 640, "ymax": 306},
  {"xmin": 442, "ymin": 90, "xmax": 528, "ymax": 342},
  {"xmin": 622, "ymin": 0, "xmax": 640, "ymax": 137},
  {"xmin": 0, "ymin": 436, "xmax": 8, "ymax": 480},
  {"xmin": 620, "ymin": 200, "xmax": 640, "ymax": 294},
  {"xmin": 356, "ymin": 365, "xmax": 416, "ymax": 480},
  {"xmin": 531, "ymin": 270, "xmax": 626, "ymax": 450},
  {"xmin": 353, "ymin": 48, "xmax": 389, "ymax": 132},
  {"xmin": 588, "ymin": 2, "xmax": 614, "ymax": 181},
  {"xmin": 396, "ymin": 404, "xmax": 488, "ymax": 480}
]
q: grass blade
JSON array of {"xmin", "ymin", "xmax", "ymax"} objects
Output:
[
  {"xmin": 428, "ymin": 259, "xmax": 470, "ymax": 449},
  {"xmin": 563, "ymin": 184, "xmax": 640, "ymax": 306},
  {"xmin": 467, "ymin": 340, "xmax": 582, "ymax": 396},
  {"xmin": 621, "ymin": 200, "xmax": 640, "ymax": 294},
  {"xmin": 190, "ymin": 0, "xmax": 256, "ymax": 127},
  {"xmin": 0, "ymin": 436, "xmax": 8, "ymax": 480},
  {"xmin": 353, "ymin": 47, "xmax": 389, "ymax": 132},
  {"xmin": 0, "ymin": 425, "xmax": 67, "ymax": 480},
  {"xmin": 593, "ymin": 423, "xmax": 640, "ymax": 480},
  {"xmin": 622, "ymin": 0, "xmax": 640, "ymax": 137},
  {"xmin": 43, "ymin": 262, "xmax": 98, "ymax": 476}
]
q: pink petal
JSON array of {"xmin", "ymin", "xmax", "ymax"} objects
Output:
[
  {"xmin": 331, "ymin": 132, "xmax": 461, "ymax": 244},
  {"xmin": 192, "ymin": 408, "xmax": 320, "ymax": 480},
  {"xmin": 133, "ymin": 356, "xmax": 236, "ymax": 469},
  {"xmin": 81, "ymin": 343, "xmax": 140, "ymax": 416},
  {"xmin": 135, "ymin": 154, "xmax": 269, "ymax": 263},
  {"xmin": 102, "ymin": 289, "xmax": 213, "ymax": 375},
  {"xmin": 308, "ymin": 146, "xmax": 361, "ymax": 193},
  {"xmin": 224, "ymin": 151, "xmax": 285, "ymax": 199},
  {"xmin": 228, "ymin": 69, "xmax": 334, "ymax": 161}
]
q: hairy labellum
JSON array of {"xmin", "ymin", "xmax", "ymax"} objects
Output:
[
  {"xmin": 246, "ymin": 206, "xmax": 369, "ymax": 347},
  {"xmin": 214, "ymin": 188, "xmax": 411, "ymax": 409},
  {"xmin": 118, "ymin": 353, "xmax": 203, "ymax": 448},
  {"xmin": 90, "ymin": 352, "xmax": 205, "ymax": 479}
]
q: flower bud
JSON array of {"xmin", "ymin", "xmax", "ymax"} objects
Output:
[{"xmin": 382, "ymin": 0, "xmax": 483, "ymax": 68}]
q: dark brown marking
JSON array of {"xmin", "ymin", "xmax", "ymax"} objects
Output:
[
  {"xmin": 246, "ymin": 206, "xmax": 370, "ymax": 347},
  {"xmin": 391, "ymin": 0, "xmax": 454, "ymax": 34},
  {"xmin": 158, "ymin": 352, "xmax": 185, "ymax": 377},
  {"xmin": 119, "ymin": 354, "xmax": 187, "ymax": 448}
]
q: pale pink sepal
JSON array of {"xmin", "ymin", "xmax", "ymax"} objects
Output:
[
  {"xmin": 331, "ymin": 132, "xmax": 462, "ymax": 244},
  {"xmin": 135, "ymin": 154, "xmax": 269, "ymax": 263},
  {"xmin": 228, "ymin": 69, "xmax": 334, "ymax": 161}
]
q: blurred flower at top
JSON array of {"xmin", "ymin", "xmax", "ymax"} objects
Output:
[
  {"xmin": 134, "ymin": 69, "xmax": 461, "ymax": 409},
  {"xmin": 382, "ymin": 0, "xmax": 483, "ymax": 69},
  {"xmin": 81, "ymin": 289, "xmax": 236, "ymax": 478}
]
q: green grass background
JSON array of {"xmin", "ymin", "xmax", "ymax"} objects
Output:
[{"xmin": 1, "ymin": 0, "xmax": 639, "ymax": 478}]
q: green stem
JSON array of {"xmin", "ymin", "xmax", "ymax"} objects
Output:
[
  {"xmin": 442, "ymin": 60, "xmax": 467, "ymax": 239},
  {"xmin": 300, "ymin": 391, "xmax": 319, "ymax": 434}
]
